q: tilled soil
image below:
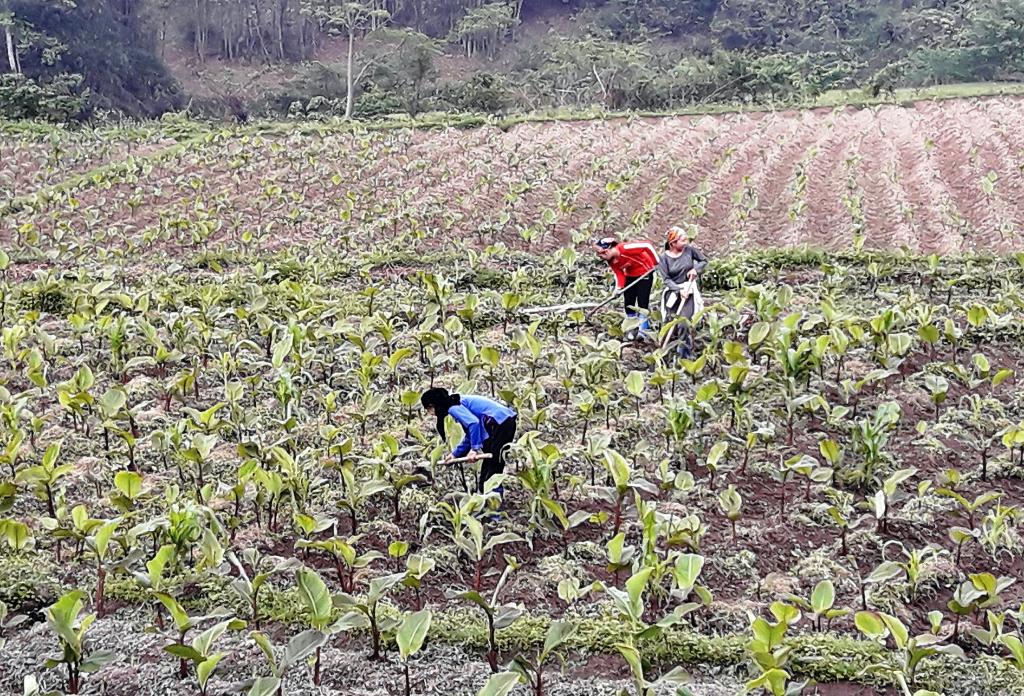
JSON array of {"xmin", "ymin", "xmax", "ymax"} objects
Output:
[{"xmin": 7, "ymin": 96, "xmax": 1024, "ymax": 260}]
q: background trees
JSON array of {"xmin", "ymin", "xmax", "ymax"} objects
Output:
[{"xmin": 1, "ymin": 0, "xmax": 1023, "ymax": 121}]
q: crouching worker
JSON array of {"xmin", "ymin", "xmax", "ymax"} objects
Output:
[
  {"xmin": 421, "ymin": 388, "xmax": 517, "ymax": 494},
  {"xmin": 593, "ymin": 237, "xmax": 659, "ymax": 340}
]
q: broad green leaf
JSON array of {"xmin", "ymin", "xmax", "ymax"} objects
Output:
[
  {"xmin": 673, "ymin": 554, "xmax": 705, "ymax": 593},
  {"xmin": 296, "ymin": 569, "xmax": 332, "ymax": 627},
  {"xmin": 854, "ymin": 611, "xmax": 886, "ymax": 640},
  {"xmin": 540, "ymin": 620, "xmax": 578, "ymax": 660},
  {"xmin": 79, "ymin": 650, "xmax": 116, "ymax": 673},
  {"xmin": 624, "ymin": 371, "xmax": 645, "ymax": 397},
  {"xmin": 113, "ymin": 471, "xmax": 143, "ymax": 499},
  {"xmin": 396, "ymin": 609, "xmax": 432, "ymax": 661},
  {"xmin": 810, "ymin": 580, "xmax": 835, "ymax": 614},
  {"xmin": 196, "ymin": 653, "xmax": 224, "ymax": 687},
  {"xmin": 92, "ymin": 519, "xmax": 119, "ymax": 559},
  {"xmin": 476, "ymin": 671, "xmax": 522, "ymax": 696},
  {"xmin": 281, "ymin": 629, "xmax": 327, "ymax": 670},
  {"xmin": 879, "ymin": 612, "xmax": 909, "ymax": 648},
  {"xmin": 706, "ymin": 441, "xmax": 728, "ymax": 468},
  {"xmin": 993, "ymin": 368, "xmax": 1014, "ymax": 387},
  {"xmin": 615, "ymin": 642, "xmax": 647, "ymax": 686},
  {"xmin": 748, "ymin": 321, "xmax": 771, "ymax": 347},
  {"xmin": 248, "ymin": 677, "xmax": 282, "ymax": 696}
]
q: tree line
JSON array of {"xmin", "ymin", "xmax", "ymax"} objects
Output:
[{"xmin": 2, "ymin": 0, "xmax": 1024, "ymax": 121}]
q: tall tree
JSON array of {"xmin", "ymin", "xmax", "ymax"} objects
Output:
[
  {"xmin": 366, "ymin": 26, "xmax": 439, "ymax": 114},
  {"xmin": 2, "ymin": 9, "xmax": 20, "ymax": 74},
  {"xmin": 303, "ymin": 0, "xmax": 390, "ymax": 117}
]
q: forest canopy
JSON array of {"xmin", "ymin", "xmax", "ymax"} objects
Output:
[{"xmin": 2, "ymin": 0, "xmax": 1024, "ymax": 121}]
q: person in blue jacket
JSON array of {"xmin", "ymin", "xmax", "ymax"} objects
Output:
[{"xmin": 420, "ymin": 387, "xmax": 517, "ymax": 493}]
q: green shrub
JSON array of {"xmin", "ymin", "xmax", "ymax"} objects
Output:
[{"xmin": 0, "ymin": 73, "xmax": 88, "ymax": 123}]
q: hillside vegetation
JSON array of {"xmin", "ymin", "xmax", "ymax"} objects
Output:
[{"xmin": 3, "ymin": 0, "xmax": 1024, "ymax": 120}]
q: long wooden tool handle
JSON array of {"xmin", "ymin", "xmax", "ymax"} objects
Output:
[
  {"xmin": 439, "ymin": 453, "xmax": 494, "ymax": 466},
  {"xmin": 587, "ymin": 267, "xmax": 657, "ymax": 319}
]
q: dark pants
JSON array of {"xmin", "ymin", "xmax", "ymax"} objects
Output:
[
  {"xmin": 623, "ymin": 274, "xmax": 652, "ymax": 315},
  {"xmin": 480, "ymin": 416, "xmax": 517, "ymax": 492},
  {"xmin": 661, "ymin": 289, "xmax": 694, "ymax": 357}
]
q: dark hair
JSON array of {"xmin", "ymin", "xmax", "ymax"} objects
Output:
[{"xmin": 421, "ymin": 387, "xmax": 461, "ymax": 437}]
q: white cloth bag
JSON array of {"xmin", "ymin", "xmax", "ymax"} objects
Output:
[{"xmin": 664, "ymin": 280, "xmax": 704, "ymax": 318}]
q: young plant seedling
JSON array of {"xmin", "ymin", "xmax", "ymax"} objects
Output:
[
  {"xmin": 447, "ymin": 559, "xmax": 524, "ymax": 673},
  {"xmin": 396, "ymin": 609, "xmax": 432, "ymax": 696},
  {"xmin": 246, "ymin": 629, "xmax": 328, "ymax": 696},
  {"xmin": 508, "ymin": 620, "xmax": 578, "ymax": 696},
  {"xmin": 43, "ymin": 591, "xmax": 115, "ymax": 695}
]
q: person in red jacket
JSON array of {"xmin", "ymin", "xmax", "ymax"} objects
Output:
[{"xmin": 593, "ymin": 236, "xmax": 659, "ymax": 340}]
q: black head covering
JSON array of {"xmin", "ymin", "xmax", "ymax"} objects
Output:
[{"xmin": 421, "ymin": 387, "xmax": 461, "ymax": 437}]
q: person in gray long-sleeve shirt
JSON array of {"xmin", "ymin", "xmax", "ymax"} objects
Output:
[{"xmin": 658, "ymin": 225, "xmax": 708, "ymax": 356}]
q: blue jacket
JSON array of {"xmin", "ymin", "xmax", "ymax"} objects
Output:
[{"xmin": 449, "ymin": 395, "xmax": 516, "ymax": 458}]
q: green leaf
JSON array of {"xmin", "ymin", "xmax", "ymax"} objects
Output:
[
  {"xmin": 296, "ymin": 569, "xmax": 333, "ymax": 628},
  {"xmin": 624, "ymin": 371, "xmax": 645, "ymax": 398},
  {"xmin": 271, "ymin": 334, "xmax": 293, "ymax": 369},
  {"xmin": 625, "ymin": 566, "xmax": 654, "ymax": 613},
  {"xmin": 818, "ymin": 439, "xmax": 841, "ymax": 464},
  {"xmin": 540, "ymin": 620, "xmax": 578, "ymax": 661},
  {"xmin": 97, "ymin": 388, "xmax": 127, "ymax": 417},
  {"xmin": 673, "ymin": 554, "xmax": 705, "ymax": 593},
  {"xmin": 879, "ymin": 612, "xmax": 909, "ymax": 649},
  {"xmin": 92, "ymin": 519, "xmax": 119, "ymax": 559},
  {"xmin": 153, "ymin": 592, "xmax": 191, "ymax": 632},
  {"xmin": 865, "ymin": 561, "xmax": 902, "ymax": 585},
  {"xmin": 993, "ymin": 368, "xmax": 1014, "ymax": 387},
  {"xmin": 745, "ymin": 668, "xmax": 790, "ymax": 696},
  {"xmin": 165, "ymin": 644, "xmax": 204, "ymax": 663},
  {"xmin": 250, "ymin": 631, "xmax": 278, "ymax": 672},
  {"xmin": 196, "ymin": 653, "xmax": 224, "ymax": 687},
  {"xmin": 113, "ymin": 471, "xmax": 143, "ymax": 500},
  {"xmin": 706, "ymin": 441, "xmax": 728, "ymax": 469},
  {"xmin": 476, "ymin": 672, "xmax": 522, "ymax": 696},
  {"xmin": 748, "ymin": 321, "xmax": 771, "ymax": 347},
  {"xmin": 396, "ymin": 609, "xmax": 432, "ymax": 661},
  {"xmin": 770, "ymin": 601, "xmax": 800, "ymax": 627},
  {"xmin": 887, "ymin": 332, "xmax": 913, "ymax": 357},
  {"xmin": 615, "ymin": 642, "xmax": 647, "ymax": 687},
  {"xmin": 281, "ymin": 629, "xmax": 327, "ymax": 671},
  {"xmin": 248, "ymin": 676, "xmax": 282, "ymax": 696},
  {"xmin": 810, "ymin": 580, "xmax": 835, "ymax": 614},
  {"xmin": 854, "ymin": 611, "xmax": 887, "ymax": 640},
  {"xmin": 4, "ymin": 520, "xmax": 30, "ymax": 550},
  {"xmin": 41, "ymin": 441, "xmax": 62, "ymax": 470},
  {"xmin": 79, "ymin": 650, "xmax": 116, "ymax": 673}
]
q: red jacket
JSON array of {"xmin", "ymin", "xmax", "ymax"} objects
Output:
[{"xmin": 607, "ymin": 241, "xmax": 659, "ymax": 289}]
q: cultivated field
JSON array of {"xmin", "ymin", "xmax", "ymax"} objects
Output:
[
  {"xmin": 1, "ymin": 98, "xmax": 1024, "ymax": 696},
  {"xmin": 5, "ymin": 96, "xmax": 1024, "ymax": 265}
]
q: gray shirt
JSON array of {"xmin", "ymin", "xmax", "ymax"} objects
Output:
[{"xmin": 658, "ymin": 246, "xmax": 709, "ymax": 291}]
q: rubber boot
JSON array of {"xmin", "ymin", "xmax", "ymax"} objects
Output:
[
  {"xmin": 639, "ymin": 317, "xmax": 651, "ymax": 340},
  {"xmin": 625, "ymin": 312, "xmax": 638, "ymax": 341}
]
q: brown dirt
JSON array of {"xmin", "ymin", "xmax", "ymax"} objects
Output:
[{"xmin": 11, "ymin": 96, "xmax": 1024, "ymax": 261}]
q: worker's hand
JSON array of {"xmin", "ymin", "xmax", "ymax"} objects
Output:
[
  {"xmin": 687, "ymin": 269, "xmax": 698, "ymax": 280},
  {"xmin": 468, "ymin": 450, "xmax": 483, "ymax": 461}
]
